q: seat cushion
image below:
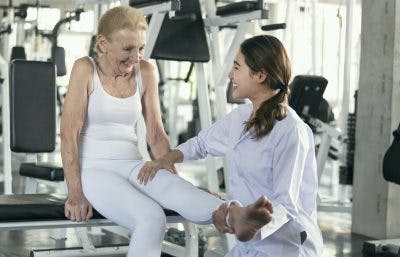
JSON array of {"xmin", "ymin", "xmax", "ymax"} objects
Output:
[
  {"xmin": 19, "ymin": 163, "xmax": 65, "ymax": 181},
  {"xmin": 216, "ymin": 1, "xmax": 261, "ymax": 16},
  {"xmin": 130, "ymin": 0, "xmax": 172, "ymax": 8},
  {"xmin": 0, "ymin": 194, "xmax": 179, "ymax": 222}
]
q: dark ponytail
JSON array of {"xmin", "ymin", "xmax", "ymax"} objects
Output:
[{"xmin": 241, "ymin": 35, "xmax": 291, "ymax": 139}]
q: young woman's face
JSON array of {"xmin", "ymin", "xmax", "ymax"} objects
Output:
[
  {"xmin": 104, "ymin": 28, "xmax": 146, "ymax": 74},
  {"xmin": 229, "ymin": 51, "xmax": 261, "ymax": 100}
]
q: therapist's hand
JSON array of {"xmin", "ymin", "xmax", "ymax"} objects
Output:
[
  {"xmin": 213, "ymin": 202, "xmax": 234, "ymax": 234},
  {"xmin": 137, "ymin": 158, "xmax": 177, "ymax": 185}
]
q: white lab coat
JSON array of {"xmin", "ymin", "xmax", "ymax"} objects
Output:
[{"xmin": 177, "ymin": 104, "xmax": 323, "ymax": 257}]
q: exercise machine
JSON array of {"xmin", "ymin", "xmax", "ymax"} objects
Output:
[
  {"xmin": 288, "ymin": 75, "xmax": 350, "ymax": 213},
  {"xmin": 1, "ymin": 59, "xmax": 199, "ymax": 257},
  {"xmin": 362, "ymin": 123, "xmax": 400, "ymax": 257}
]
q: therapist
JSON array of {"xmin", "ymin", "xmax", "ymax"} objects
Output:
[{"xmin": 138, "ymin": 34, "xmax": 323, "ymax": 257}]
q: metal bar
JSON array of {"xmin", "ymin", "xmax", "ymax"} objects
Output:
[
  {"xmin": 195, "ymin": 63, "xmax": 220, "ymax": 192},
  {"xmin": 162, "ymin": 241, "xmax": 185, "ymax": 257},
  {"xmin": 0, "ymin": 215, "xmax": 187, "ymax": 230},
  {"xmin": 143, "ymin": 12, "xmax": 166, "ymax": 59},
  {"xmin": 0, "ymin": 54, "xmax": 12, "ymax": 194},
  {"xmin": 137, "ymin": 1, "xmax": 179, "ymax": 16},
  {"xmin": 204, "ymin": 10, "xmax": 267, "ymax": 27},
  {"xmin": 32, "ymin": 245, "xmax": 128, "ymax": 257},
  {"xmin": 340, "ymin": 0, "xmax": 355, "ymax": 135},
  {"xmin": 183, "ymin": 222, "xmax": 198, "ymax": 257},
  {"xmin": 311, "ymin": 0, "xmax": 318, "ymax": 75}
]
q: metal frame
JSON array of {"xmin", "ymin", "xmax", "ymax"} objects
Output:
[
  {"xmin": 310, "ymin": 118, "xmax": 352, "ymax": 213},
  {"xmin": 139, "ymin": 1, "xmax": 180, "ymax": 59},
  {"xmin": 1, "ymin": 53, "xmax": 12, "ymax": 195},
  {"xmin": 204, "ymin": 10, "xmax": 268, "ymax": 28},
  {"xmin": 0, "ymin": 216, "xmax": 198, "ymax": 257},
  {"xmin": 137, "ymin": 0, "xmax": 180, "ymax": 16}
]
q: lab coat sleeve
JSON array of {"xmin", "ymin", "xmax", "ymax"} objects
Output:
[
  {"xmin": 261, "ymin": 123, "xmax": 310, "ymax": 239},
  {"xmin": 176, "ymin": 113, "xmax": 232, "ymax": 161}
]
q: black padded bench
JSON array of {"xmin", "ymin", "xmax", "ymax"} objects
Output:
[
  {"xmin": 0, "ymin": 194, "xmax": 178, "ymax": 228},
  {"xmin": 0, "ymin": 194, "xmax": 193, "ymax": 257}
]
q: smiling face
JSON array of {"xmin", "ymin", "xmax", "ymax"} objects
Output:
[
  {"xmin": 229, "ymin": 51, "xmax": 266, "ymax": 101},
  {"xmin": 98, "ymin": 28, "xmax": 146, "ymax": 75}
]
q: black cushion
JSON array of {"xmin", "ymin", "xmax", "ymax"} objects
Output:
[
  {"xmin": 10, "ymin": 46, "xmax": 26, "ymax": 61},
  {"xmin": 130, "ymin": 0, "xmax": 178, "ymax": 8},
  {"xmin": 52, "ymin": 46, "xmax": 67, "ymax": 77},
  {"xmin": 0, "ymin": 194, "xmax": 87, "ymax": 221},
  {"xmin": 216, "ymin": 1, "xmax": 262, "ymax": 16},
  {"xmin": 0, "ymin": 194, "xmax": 179, "ymax": 222},
  {"xmin": 289, "ymin": 75, "xmax": 328, "ymax": 119},
  {"xmin": 10, "ymin": 60, "xmax": 56, "ymax": 153},
  {"xmin": 151, "ymin": 0, "xmax": 209, "ymax": 62},
  {"xmin": 19, "ymin": 163, "xmax": 64, "ymax": 181},
  {"xmin": 383, "ymin": 125, "xmax": 400, "ymax": 185}
]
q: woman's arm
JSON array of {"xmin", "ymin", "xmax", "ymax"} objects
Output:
[
  {"xmin": 60, "ymin": 57, "xmax": 93, "ymax": 222},
  {"xmin": 139, "ymin": 60, "xmax": 170, "ymax": 159}
]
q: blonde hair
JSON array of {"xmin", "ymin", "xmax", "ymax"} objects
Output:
[{"xmin": 96, "ymin": 6, "xmax": 148, "ymax": 53}]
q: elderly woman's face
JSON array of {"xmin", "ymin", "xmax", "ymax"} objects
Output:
[{"xmin": 105, "ymin": 28, "xmax": 146, "ymax": 74}]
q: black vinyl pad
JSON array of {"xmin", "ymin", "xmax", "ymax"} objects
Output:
[
  {"xmin": 383, "ymin": 125, "xmax": 400, "ymax": 185},
  {"xmin": 19, "ymin": 163, "xmax": 64, "ymax": 181},
  {"xmin": 0, "ymin": 194, "xmax": 178, "ymax": 222},
  {"xmin": 150, "ymin": 0, "xmax": 209, "ymax": 62},
  {"xmin": 289, "ymin": 75, "xmax": 328, "ymax": 119},
  {"xmin": 9, "ymin": 60, "xmax": 56, "ymax": 153},
  {"xmin": 216, "ymin": 1, "xmax": 262, "ymax": 16},
  {"xmin": 10, "ymin": 46, "xmax": 26, "ymax": 61},
  {"xmin": 130, "ymin": 0, "xmax": 175, "ymax": 8},
  {"xmin": 52, "ymin": 46, "xmax": 67, "ymax": 77}
]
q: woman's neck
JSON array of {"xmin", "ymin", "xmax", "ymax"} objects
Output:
[
  {"xmin": 250, "ymin": 89, "xmax": 279, "ymax": 116},
  {"xmin": 97, "ymin": 55, "xmax": 130, "ymax": 80}
]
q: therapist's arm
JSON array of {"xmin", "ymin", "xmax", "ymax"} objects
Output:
[{"xmin": 137, "ymin": 149, "xmax": 183, "ymax": 184}]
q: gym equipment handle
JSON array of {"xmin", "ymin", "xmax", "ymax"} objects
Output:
[{"xmin": 261, "ymin": 23, "xmax": 286, "ymax": 31}]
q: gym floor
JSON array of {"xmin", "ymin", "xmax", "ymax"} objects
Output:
[{"xmin": 0, "ymin": 157, "xmax": 371, "ymax": 257}]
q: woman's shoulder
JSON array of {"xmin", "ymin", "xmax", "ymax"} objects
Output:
[
  {"xmin": 232, "ymin": 103, "xmax": 252, "ymax": 116},
  {"xmin": 224, "ymin": 103, "xmax": 252, "ymax": 123},
  {"xmin": 69, "ymin": 57, "xmax": 94, "ymax": 94},
  {"xmin": 274, "ymin": 106, "xmax": 310, "ymax": 135},
  {"xmin": 138, "ymin": 59, "xmax": 156, "ymax": 75},
  {"xmin": 72, "ymin": 56, "xmax": 94, "ymax": 74}
]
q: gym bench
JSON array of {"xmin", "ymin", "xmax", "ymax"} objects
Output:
[{"xmin": 0, "ymin": 194, "xmax": 198, "ymax": 257}]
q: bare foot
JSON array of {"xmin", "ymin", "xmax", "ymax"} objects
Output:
[{"xmin": 229, "ymin": 196, "xmax": 273, "ymax": 242}]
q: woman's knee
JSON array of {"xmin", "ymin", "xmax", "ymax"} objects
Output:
[{"xmin": 135, "ymin": 209, "xmax": 167, "ymax": 232}]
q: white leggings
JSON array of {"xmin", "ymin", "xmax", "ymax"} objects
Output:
[{"xmin": 80, "ymin": 158, "xmax": 223, "ymax": 257}]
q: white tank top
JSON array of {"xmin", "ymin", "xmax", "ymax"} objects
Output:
[{"xmin": 78, "ymin": 57, "xmax": 143, "ymax": 160}]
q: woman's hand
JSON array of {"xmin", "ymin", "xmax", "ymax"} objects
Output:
[
  {"xmin": 64, "ymin": 193, "xmax": 93, "ymax": 222},
  {"xmin": 212, "ymin": 203, "xmax": 234, "ymax": 234},
  {"xmin": 137, "ymin": 158, "xmax": 177, "ymax": 185}
]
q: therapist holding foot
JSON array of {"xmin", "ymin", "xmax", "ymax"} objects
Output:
[
  {"xmin": 62, "ymin": 6, "xmax": 275, "ymax": 257},
  {"xmin": 138, "ymin": 35, "xmax": 323, "ymax": 257}
]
